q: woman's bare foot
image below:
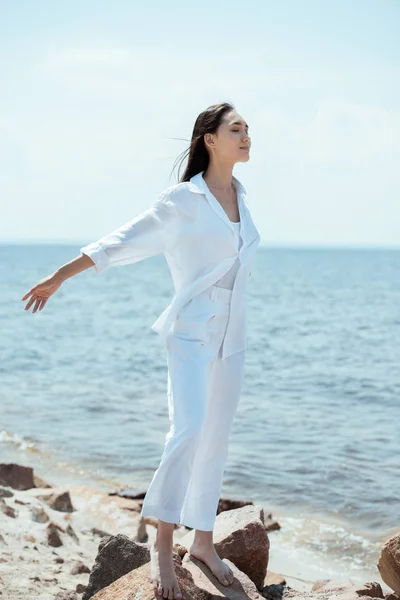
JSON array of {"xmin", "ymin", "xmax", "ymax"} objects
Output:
[
  {"xmin": 188, "ymin": 543, "xmax": 234, "ymax": 586},
  {"xmin": 150, "ymin": 541, "xmax": 183, "ymax": 599}
]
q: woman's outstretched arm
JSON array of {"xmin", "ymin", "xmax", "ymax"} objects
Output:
[
  {"xmin": 21, "ymin": 253, "xmax": 96, "ymax": 313},
  {"xmin": 21, "ymin": 187, "xmax": 178, "ymax": 313},
  {"xmin": 79, "ymin": 191, "xmax": 174, "ymax": 273}
]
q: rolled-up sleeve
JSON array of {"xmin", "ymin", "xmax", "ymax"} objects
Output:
[{"xmin": 80, "ymin": 190, "xmax": 176, "ymax": 274}]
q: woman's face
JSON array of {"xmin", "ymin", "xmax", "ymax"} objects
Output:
[{"xmin": 204, "ymin": 110, "xmax": 251, "ymax": 165}]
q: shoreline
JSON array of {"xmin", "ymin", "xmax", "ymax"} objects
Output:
[{"xmin": 1, "ymin": 435, "xmax": 397, "ymax": 598}]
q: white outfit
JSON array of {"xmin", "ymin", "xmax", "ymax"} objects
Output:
[
  {"xmin": 80, "ymin": 171, "xmax": 261, "ymax": 359},
  {"xmin": 214, "ymin": 220, "xmax": 242, "ymax": 290},
  {"xmin": 80, "ymin": 171, "xmax": 261, "ymax": 530},
  {"xmin": 141, "ymin": 284, "xmax": 245, "ymax": 530}
]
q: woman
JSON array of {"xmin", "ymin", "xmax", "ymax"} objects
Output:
[{"xmin": 21, "ymin": 102, "xmax": 261, "ymax": 600}]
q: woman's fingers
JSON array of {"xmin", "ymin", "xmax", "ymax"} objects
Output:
[
  {"xmin": 24, "ymin": 295, "xmax": 36, "ymax": 311},
  {"xmin": 21, "ymin": 289, "xmax": 35, "ymax": 301},
  {"xmin": 37, "ymin": 297, "xmax": 46, "ymax": 311},
  {"xmin": 39, "ymin": 298, "xmax": 48, "ymax": 311},
  {"xmin": 32, "ymin": 298, "xmax": 42, "ymax": 313},
  {"xmin": 22, "ymin": 275, "xmax": 61, "ymax": 312},
  {"xmin": 24, "ymin": 294, "xmax": 42, "ymax": 312}
]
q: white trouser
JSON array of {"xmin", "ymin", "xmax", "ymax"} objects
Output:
[{"xmin": 140, "ymin": 284, "xmax": 246, "ymax": 531}]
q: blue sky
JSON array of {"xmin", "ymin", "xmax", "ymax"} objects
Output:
[{"xmin": 1, "ymin": 0, "xmax": 399, "ymax": 247}]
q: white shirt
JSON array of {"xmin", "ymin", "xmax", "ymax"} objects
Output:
[
  {"xmin": 80, "ymin": 171, "xmax": 261, "ymax": 358},
  {"xmin": 214, "ymin": 220, "xmax": 242, "ymax": 290}
]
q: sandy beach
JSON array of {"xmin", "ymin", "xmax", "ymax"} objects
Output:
[{"xmin": 1, "ymin": 457, "xmax": 398, "ymax": 600}]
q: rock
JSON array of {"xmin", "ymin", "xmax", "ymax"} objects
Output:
[
  {"xmin": 183, "ymin": 553, "xmax": 264, "ymax": 599},
  {"xmin": 262, "ymin": 514, "xmax": 281, "ymax": 533},
  {"xmin": 54, "ymin": 556, "xmax": 65, "ymax": 564},
  {"xmin": 0, "ymin": 497, "xmax": 17, "ymax": 518},
  {"xmin": 179, "ymin": 504, "xmax": 269, "ymax": 590},
  {"xmin": 38, "ymin": 490, "xmax": 75, "ymax": 513},
  {"xmin": 82, "ymin": 534, "xmax": 151, "ymax": 600},
  {"xmin": 91, "ymin": 528, "xmax": 112, "ymax": 539},
  {"xmin": 89, "ymin": 551, "xmax": 264, "ymax": 600},
  {"xmin": 24, "ymin": 534, "xmax": 36, "ymax": 543},
  {"xmin": 378, "ymin": 534, "xmax": 400, "ymax": 595},
  {"xmin": 0, "ymin": 485, "xmax": 14, "ymax": 498},
  {"xmin": 71, "ymin": 560, "xmax": 91, "ymax": 575},
  {"xmin": 30, "ymin": 484, "xmax": 143, "ymax": 535},
  {"xmin": 216, "ymin": 499, "xmax": 280, "ymax": 531},
  {"xmin": 31, "ymin": 504, "xmax": 50, "ymax": 523},
  {"xmin": 217, "ymin": 497, "xmax": 254, "ymax": 513},
  {"xmin": 108, "ymin": 488, "xmax": 147, "ymax": 500},
  {"xmin": 47, "ymin": 522, "xmax": 63, "ymax": 547},
  {"xmin": 355, "ymin": 582, "xmax": 384, "ymax": 597},
  {"xmin": 45, "ymin": 576, "xmax": 60, "ymax": 584},
  {"xmin": 15, "ymin": 498, "xmax": 29, "ymax": 505},
  {"xmin": 33, "ymin": 473, "xmax": 53, "ymax": 488},
  {"xmin": 173, "ymin": 542, "xmax": 187, "ymax": 559},
  {"xmin": 66, "ymin": 524, "xmax": 80, "ymax": 544},
  {"xmin": 54, "ymin": 592, "xmax": 80, "ymax": 600},
  {"xmin": 0, "ymin": 533, "xmax": 8, "ymax": 547},
  {"xmin": 310, "ymin": 580, "xmax": 385, "ymax": 600},
  {"xmin": 76, "ymin": 583, "xmax": 87, "ymax": 593},
  {"xmin": 264, "ymin": 572, "xmax": 286, "ymax": 585},
  {"xmin": 0, "ymin": 463, "xmax": 35, "ymax": 490},
  {"xmin": 260, "ymin": 583, "xmax": 286, "ymax": 599}
]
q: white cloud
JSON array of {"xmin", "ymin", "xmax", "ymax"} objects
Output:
[
  {"xmin": 42, "ymin": 48, "xmax": 136, "ymax": 69},
  {"xmin": 252, "ymin": 101, "xmax": 400, "ymax": 169},
  {"xmin": 1, "ymin": 44, "xmax": 399, "ymax": 244}
]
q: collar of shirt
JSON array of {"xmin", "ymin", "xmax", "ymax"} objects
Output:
[{"xmin": 187, "ymin": 170, "xmax": 247, "ymax": 237}]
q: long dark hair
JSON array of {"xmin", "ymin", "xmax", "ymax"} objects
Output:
[{"xmin": 170, "ymin": 102, "xmax": 235, "ymax": 184}]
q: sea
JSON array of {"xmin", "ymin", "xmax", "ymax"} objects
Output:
[{"xmin": 1, "ymin": 243, "xmax": 399, "ymax": 588}]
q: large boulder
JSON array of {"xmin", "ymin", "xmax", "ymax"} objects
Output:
[
  {"xmin": 179, "ymin": 503, "xmax": 269, "ymax": 590},
  {"xmin": 82, "ymin": 534, "xmax": 150, "ymax": 600},
  {"xmin": 0, "ymin": 463, "xmax": 35, "ymax": 490},
  {"xmin": 89, "ymin": 552, "xmax": 264, "ymax": 600},
  {"xmin": 378, "ymin": 534, "xmax": 400, "ymax": 595}
]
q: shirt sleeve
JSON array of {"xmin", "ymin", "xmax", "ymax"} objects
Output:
[{"xmin": 80, "ymin": 189, "xmax": 176, "ymax": 274}]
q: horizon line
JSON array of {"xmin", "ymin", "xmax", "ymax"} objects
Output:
[{"xmin": 0, "ymin": 240, "xmax": 399, "ymax": 250}]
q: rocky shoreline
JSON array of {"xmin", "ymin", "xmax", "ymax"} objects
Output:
[{"xmin": 0, "ymin": 462, "xmax": 399, "ymax": 600}]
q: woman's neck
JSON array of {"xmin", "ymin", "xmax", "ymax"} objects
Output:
[{"xmin": 203, "ymin": 166, "xmax": 234, "ymax": 194}]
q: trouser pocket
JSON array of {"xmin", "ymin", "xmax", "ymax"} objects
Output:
[{"xmin": 172, "ymin": 295, "xmax": 217, "ymax": 343}]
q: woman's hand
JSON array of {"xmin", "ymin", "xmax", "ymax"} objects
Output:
[{"xmin": 21, "ymin": 273, "xmax": 64, "ymax": 313}]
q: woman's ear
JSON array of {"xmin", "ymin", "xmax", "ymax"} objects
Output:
[{"xmin": 204, "ymin": 133, "xmax": 214, "ymax": 148}]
